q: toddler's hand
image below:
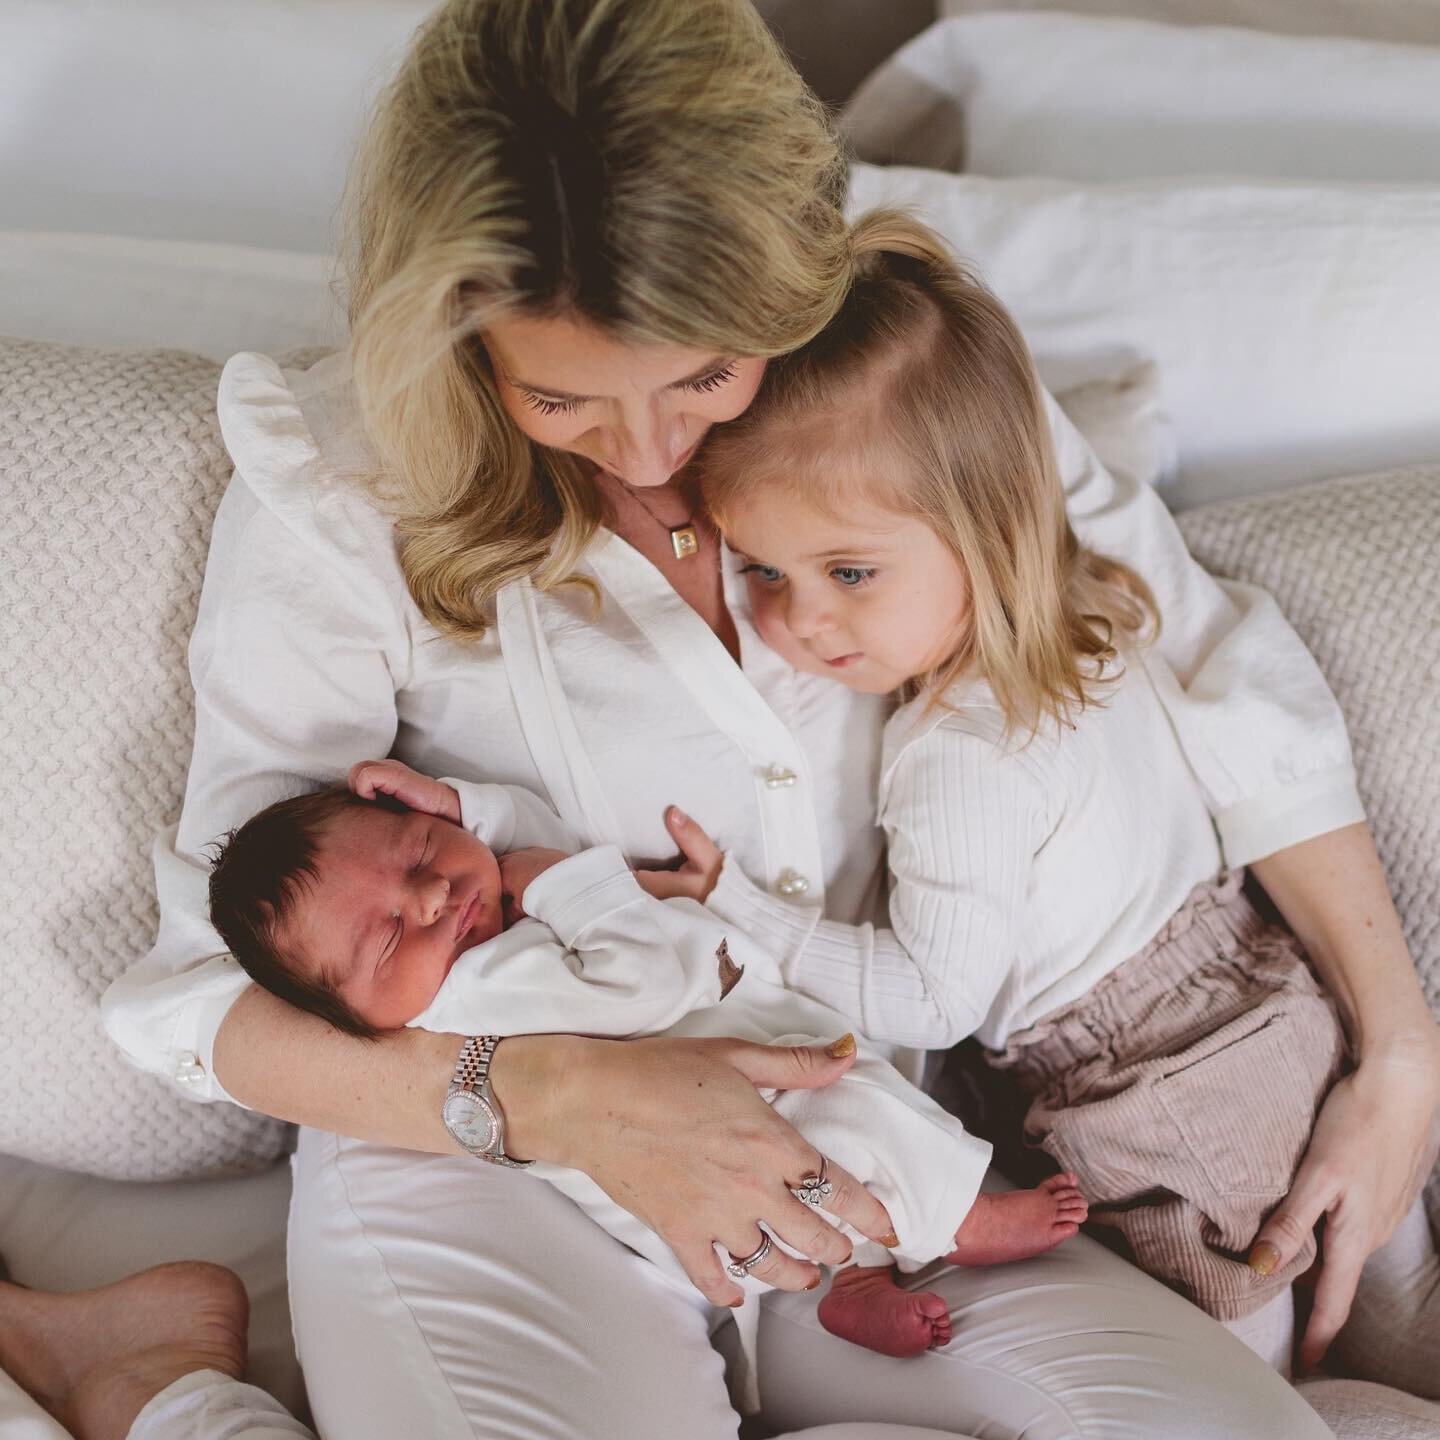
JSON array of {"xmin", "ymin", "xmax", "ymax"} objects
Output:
[
  {"xmin": 348, "ymin": 759, "xmax": 461, "ymax": 824},
  {"xmin": 635, "ymin": 807, "xmax": 724, "ymax": 903},
  {"xmin": 499, "ymin": 846, "xmax": 570, "ymax": 923}
]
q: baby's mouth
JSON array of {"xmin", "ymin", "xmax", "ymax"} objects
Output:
[{"xmin": 454, "ymin": 888, "xmax": 482, "ymax": 942}]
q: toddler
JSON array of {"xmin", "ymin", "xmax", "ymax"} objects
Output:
[
  {"xmin": 207, "ymin": 761, "xmax": 1086, "ymax": 1375},
  {"xmin": 695, "ymin": 210, "xmax": 1348, "ymax": 1337}
]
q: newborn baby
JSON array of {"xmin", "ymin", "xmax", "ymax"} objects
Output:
[{"xmin": 208, "ymin": 759, "xmax": 1085, "ymax": 1385}]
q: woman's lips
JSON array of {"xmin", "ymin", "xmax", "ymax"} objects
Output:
[{"xmin": 824, "ymin": 652, "xmax": 864, "ymax": 669}]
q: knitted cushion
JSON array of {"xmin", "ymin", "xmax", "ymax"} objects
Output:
[
  {"xmin": 0, "ymin": 334, "xmax": 297, "ymax": 1179},
  {"xmin": 1177, "ymin": 466, "xmax": 1440, "ymax": 1220}
]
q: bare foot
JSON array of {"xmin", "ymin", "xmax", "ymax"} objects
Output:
[
  {"xmin": 0, "ymin": 1260, "xmax": 248, "ymax": 1440},
  {"xmin": 817, "ymin": 1263, "xmax": 952, "ymax": 1357},
  {"xmin": 944, "ymin": 1174, "xmax": 1088, "ymax": 1267}
]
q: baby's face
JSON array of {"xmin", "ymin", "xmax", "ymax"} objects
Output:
[{"xmin": 285, "ymin": 805, "xmax": 505, "ymax": 1030}]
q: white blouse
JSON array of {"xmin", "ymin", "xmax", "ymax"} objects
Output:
[
  {"xmin": 101, "ymin": 352, "xmax": 1363, "ymax": 1100},
  {"xmin": 709, "ymin": 657, "xmax": 1227, "ymax": 1051}
]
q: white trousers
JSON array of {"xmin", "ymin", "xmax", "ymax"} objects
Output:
[{"xmin": 274, "ymin": 1127, "xmax": 1328, "ymax": 1440}]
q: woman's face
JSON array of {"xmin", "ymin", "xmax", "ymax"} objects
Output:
[{"xmin": 481, "ymin": 310, "xmax": 766, "ymax": 488}]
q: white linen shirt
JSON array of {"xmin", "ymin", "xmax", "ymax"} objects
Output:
[{"xmin": 101, "ymin": 351, "xmax": 1364, "ymax": 1099}]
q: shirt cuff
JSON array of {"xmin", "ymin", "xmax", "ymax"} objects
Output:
[
  {"xmin": 707, "ymin": 855, "xmax": 820, "ymax": 984},
  {"xmin": 1215, "ymin": 763, "xmax": 1367, "ymax": 868},
  {"xmin": 523, "ymin": 844, "xmax": 643, "ymax": 947},
  {"xmin": 449, "ymin": 777, "xmax": 518, "ymax": 851}
]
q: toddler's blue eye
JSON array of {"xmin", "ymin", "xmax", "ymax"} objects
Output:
[
  {"xmin": 832, "ymin": 566, "xmax": 875, "ymax": 587},
  {"xmin": 739, "ymin": 563, "xmax": 784, "ymax": 585}
]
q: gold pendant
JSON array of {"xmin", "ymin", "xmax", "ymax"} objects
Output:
[{"xmin": 670, "ymin": 524, "xmax": 700, "ymax": 560}]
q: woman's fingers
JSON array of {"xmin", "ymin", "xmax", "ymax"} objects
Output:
[
  {"xmin": 1298, "ymin": 1216, "xmax": 1368, "ymax": 1374},
  {"xmin": 723, "ymin": 1229, "xmax": 823, "ymax": 1293},
  {"xmin": 672, "ymin": 1239, "xmax": 744, "ymax": 1309},
  {"xmin": 797, "ymin": 1156, "xmax": 898, "ymax": 1252},
  {"xmin": 724, "ymin": 1035, "xmax": 858, "ymax": 1092},
  {"xmin": 1247, "ymin": 1155, "xmax": 1334, "ymax": 1278}
]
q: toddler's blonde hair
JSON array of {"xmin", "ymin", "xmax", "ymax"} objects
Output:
[
  {"xmin": 703, "ymin": 211, "xmax": 1158, "ymax": 735},
  {"xmin": 343, "ymin": 0, "xmax": 850, "ymax": 640}
]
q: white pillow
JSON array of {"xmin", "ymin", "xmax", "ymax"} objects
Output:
[
  {"xmin": 848, "ymin": 164, "xmax": 1440, "ymax": 508},
  {"xmin": 938, "ymin": 0, "xmax": 1440, "ymax": 49},
  {"xmin": 845, "ymin": 14, "xmax": 1440, "ymax": 184},
  {"xmin": 0, "ymin": 231, "xmax": 342, "ymax": 360}
]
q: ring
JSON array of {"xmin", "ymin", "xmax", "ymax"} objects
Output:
[
  {"xmin": 790, "ymin": 1154, "xmax": 834, "ymax": 1208},
  {"xmin": 726, "ymin": 1233, "xmax": 774, "ymax": 1280}
]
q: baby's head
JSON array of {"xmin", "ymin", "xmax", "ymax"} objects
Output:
[
  {"xmin": 208, "ymin": 787, "xmax": 504, "ymax": 1035},
  {"xmin": 703, "ymin": 211, "xmax": 1154, "ymax": 731}
]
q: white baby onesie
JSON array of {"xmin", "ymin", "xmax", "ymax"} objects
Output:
[{"xmin": 408, "ymin": 781, "xmax": 991, "ymax": 1403}]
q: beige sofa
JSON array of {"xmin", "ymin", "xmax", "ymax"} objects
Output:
[{"xmin": 3, "ymin": 2, "xmax": 1438, "ymax": 1433}]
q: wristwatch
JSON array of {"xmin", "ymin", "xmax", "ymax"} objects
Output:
[{"xmin": 441, "ymin": 1035, "xmax": 532, "ymax": 1167}]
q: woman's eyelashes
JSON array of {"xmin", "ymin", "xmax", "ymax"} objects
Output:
[{"xmin": 516, "ymin": 362, "xmax": 739, "ymax": 416}]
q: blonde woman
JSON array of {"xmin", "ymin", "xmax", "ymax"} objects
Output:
[{"xmin": 91, "ymin": 1, "xmax": 1437, "ymax": 1435}]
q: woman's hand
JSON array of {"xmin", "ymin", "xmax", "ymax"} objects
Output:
[
  {"xmin": 1248, "ymin": 1033, "xmax": 1440, "ymax": 1373},
  {"xmin": 349, "ymin": 758, "xmax": 461, "ymax": 823},
  {"xmin": 489, "ymin": 1031, "xmax": 899, "ymax": 1306},
  {"xmin": 634, "ymin": 807, "xmax": 725, "ymax": 903}
]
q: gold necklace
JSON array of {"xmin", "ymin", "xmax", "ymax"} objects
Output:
[{"xmin": 623, "ymin": 481, "xmax": 704, "ymax": 561}]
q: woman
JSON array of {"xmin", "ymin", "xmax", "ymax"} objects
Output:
[{"xmin": 102, "ymin": 0, "xmax": 1439, "ymax": 1434}]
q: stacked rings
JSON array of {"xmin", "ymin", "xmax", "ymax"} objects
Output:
[{"xmin": 726, "ymin": 1233, "xmax": 773, "ymax": 1280}]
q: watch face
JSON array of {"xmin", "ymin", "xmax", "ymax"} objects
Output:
[{"xmin": 443, "ymin": 1090, "xmax": 500, "ymax": 1155}]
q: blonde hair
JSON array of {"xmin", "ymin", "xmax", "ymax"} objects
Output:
[
  {"xmin": 703, "ymin": 211, "xmax": 1158, "ymax": 735},
  {"xmin": 343, "ymin": 0, "xmax": 851, "ymax": 639}
]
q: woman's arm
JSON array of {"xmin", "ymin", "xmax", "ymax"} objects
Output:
[
  {"xmin": 214, "ymin": 988, "xmax": 895, "ymax": 1304},
  {"xmin": 1247, "ymin": 822, "xmax": 1440, "ymax": 1371}
]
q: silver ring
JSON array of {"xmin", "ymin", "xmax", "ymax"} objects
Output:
[
  {"xmin": 790, "ymin": 1154, "xmax": 834, "ymax": 1208},
  {"xmin": 726, "ymin": 1233, "xmax": 774, "ymax": 1280}
]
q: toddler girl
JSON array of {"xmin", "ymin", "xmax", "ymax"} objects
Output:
[{"xmin": 696, "ymin": 211, "xmax": 1348, "ymax": 1337}]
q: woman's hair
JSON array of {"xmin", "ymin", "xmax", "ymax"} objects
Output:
[
  {"xmin": 702, "ymin": 210, "xmax": 1158, "ymax": 736},
  {"xmin": 343, "ymin": 0, "xmax": 851, "ymax": 640}
]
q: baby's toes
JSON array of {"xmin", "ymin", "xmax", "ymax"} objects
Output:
[
  {"xmin": 916, "ymin": 1289, "xmax": 951, "ymax": 1323},
  {"xmin": 1051, "ymin": 1220, "xmax": 1080, "ymax": 1242},
  {"xmin": 1041, "ymin": 1172, "xmax": 1078, "ymax": 1194}
]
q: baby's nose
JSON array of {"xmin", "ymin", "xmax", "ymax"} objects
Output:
[{"xmin": 423, "ymin": 877, "xmax": 451, "ymax": 925}]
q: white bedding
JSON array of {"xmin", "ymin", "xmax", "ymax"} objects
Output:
[
  {"xmin": 847, "ymin": 13, "xmax": 1440, "ymax": 184},
  {"xmin": 847, "ymin": 165, "xmax": 1440, "ymax": 509}
]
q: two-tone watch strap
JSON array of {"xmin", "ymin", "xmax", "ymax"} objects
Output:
[{"xmin": 454, "ymin": 1034, "xmax": 532, "ymax": 1168}]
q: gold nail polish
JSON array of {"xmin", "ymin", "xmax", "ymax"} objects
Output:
[
  {"xmin": 825, "ymin": 1033, "xmax": 856, "ymax": 1059},
  {"xmin": 805, "ymin": 1275, "xmax": 822, "ymax": 1291},
  {"xmin": 880, "ymin": 1230, "xmax": 900, "ymax": 1248},
  {"xmin": 1248, "ymin": 1242, "xmax": 1280, "ymax": 1277}
]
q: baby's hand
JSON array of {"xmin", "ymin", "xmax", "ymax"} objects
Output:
[
  {"xmin": 348, "ymin": 759, "xmax": 461, "ymax": 824},
  {"xmin": 499, "ymin": 847, "xmax": 570, "ymax": 924}
]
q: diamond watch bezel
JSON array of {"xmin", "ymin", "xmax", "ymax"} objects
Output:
[{"xmin": 442, "ymin": 1088, "xmax": 501, "ymax": 1155}]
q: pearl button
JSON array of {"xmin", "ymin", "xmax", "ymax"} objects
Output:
[
  {"xmin": 172, "ymin": 1052, "xmax": 206, "ymax": 1085},
  {"xmin": 762, "ymin": 764, "xmax": 798, "ymax": 789},
  {"xmin": 776, "ymin": 869, "xmax": 810, "ymax": 898}
]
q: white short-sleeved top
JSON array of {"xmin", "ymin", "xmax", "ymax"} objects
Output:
[{"xmin": 102, "ymin": 351, "xmax": 1363, "ymax": 1099}]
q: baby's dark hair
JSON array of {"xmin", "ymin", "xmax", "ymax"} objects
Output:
[{"xmin": 207, "ymin": 786, "xmax": 383, "ymax": 1040}]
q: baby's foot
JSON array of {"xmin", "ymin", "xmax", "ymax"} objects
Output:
[
  {"xmin": 817, "ymin": 1263, "xmax": 952, "ymax": 1357},
  {"xmin": 944, "ymin": 1173, "xmax": 1088, "ymax": 1267}
]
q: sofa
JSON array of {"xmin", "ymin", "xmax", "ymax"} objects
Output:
[{"xmin": 3, "ymin": 2, "xmax": 1438, "ymax": 1434}]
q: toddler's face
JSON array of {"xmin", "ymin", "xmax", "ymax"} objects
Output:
[
  {"xmin": 284, "ymin": 805, "xmax": 505, "ymax": 1030},
  {"xmin": 723, "ymin": 486, "xmax": 971, "ymax": 696}
]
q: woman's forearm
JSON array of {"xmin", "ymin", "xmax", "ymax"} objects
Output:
[
  {"xmin": 1251, "ymin": 821, "xmax": 1440, "ymax": 1062},
  {"xmin": 213, "ymin": 985, "xmax": 465, "ymax": 1152}
]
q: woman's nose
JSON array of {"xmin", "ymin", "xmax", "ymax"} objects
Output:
[{"xmin": 610, "ymin": 407, "xmax": 689, "ymax": 486}]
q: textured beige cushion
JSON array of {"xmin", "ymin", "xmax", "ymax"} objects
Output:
[
  {"xmin": 0, "ymin": 334, "xmax": 294, "ymax": 1179},
  {"xmin": 1177, "ymin": 466, "xmax": 1440, "ymax": 1015}
]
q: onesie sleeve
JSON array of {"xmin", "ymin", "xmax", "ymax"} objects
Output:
[
  {"xmin": 448, "ymin": 778, "xmax": 581, "ymax": 853},
  {"xmin": 1046, "ymin": 390, "xmax": 1364, "ymax": 864},
  {"xmin": 410, "ymin": 846, "xmax": 728, "ymax": 1037},
  {"xmin": 709, "ymin": 713, "xmax": 1051, "ymax": 1050},
  {"xmin": 101, "ymin": 353, "xmax": 413, "ymax": 1103}
]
